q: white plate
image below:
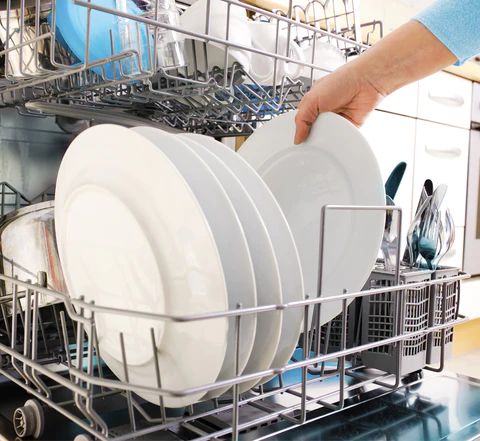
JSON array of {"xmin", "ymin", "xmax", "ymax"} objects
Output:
[
  {"xmin": 179, "ymin": 133, "xmax": 283, "ymax": 394},
  {"xmin": 55, "ymin": 125, "xmax": 228, "ymax": 408},
  {"xmin": 239, "ymin": 111, "xmax": 385, "ymax": 327},
  {"xmin": 300, "ymin": 41, "xmax": 345, "ymax": 83},
  {"xmin": 132, "ymin": 127, "xmax": 257, "ymax": 397},
  {"xmin": 181, "ymin": 133, "xmax": 304, "ymax": 387},
  {"xmin": 184, "ymin": 38, "xmax": 250, "ymax": 74}
]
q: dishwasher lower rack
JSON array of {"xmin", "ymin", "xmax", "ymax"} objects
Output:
[
  {"xmin": 0, "ymin": 0, "xmax": 383, "ymax": 136},
  {"xmin": 0, "ymin": 268, "xmax": 469, "ymax": 441}
]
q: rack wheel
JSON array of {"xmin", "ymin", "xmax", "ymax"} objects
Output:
[
  {"xmin": 74, "ymin": 435, "xmax": 93, "ymax": 441},
  {"xmin": 13, "ymin": 399, "xmax": 44, "ymax": 439}
]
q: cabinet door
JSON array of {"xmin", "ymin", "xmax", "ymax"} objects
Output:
[
  {"xmin": 418, "ymin": 71, "xmax": 472, "ymax": 129},
  {"xmin": 413, "ymin": 120, "xmax": 469, "ymax": 227},
  {"xmin": 377, "ymin": 81, "xmax": 419, "ymax": 118},
  {"xmin": 361, "ymin": 111, "xmax": 416, "ymax": 246}
]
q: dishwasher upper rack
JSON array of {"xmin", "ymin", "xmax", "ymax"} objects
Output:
[
  {"xmin": 0, "ymin": 0, "xmax": 383, "ymax": 136},
  {"xmin": 0, "ymin": 204, "xmax": 470, "ymax": 441}
]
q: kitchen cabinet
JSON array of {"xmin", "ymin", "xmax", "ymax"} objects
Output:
[
  {"xmin": 364, "ymin": 71, "xmax": 473, "ymax": 271},
  {"xmin": 376, "ymin": 81, "xmax": 419, "ymax": 118},
  {"xmin": 413, "ymin": 119, "xmax": 469, "ymax": 228},
  {"xmin": 361, "ymin": 110, "xmax": 416, "ymax": 251},
  {"xmin": 440, "ymin": 227, "xmax": 464, "ymax": 268},
  {"xmin": 418, "ymin": 71, "xmax": 473, "ymax": 129}
]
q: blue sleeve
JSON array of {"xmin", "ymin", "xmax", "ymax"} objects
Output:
[{"xmin": 413, "ymin": 0, "xmax": 480, "ymax": 66}]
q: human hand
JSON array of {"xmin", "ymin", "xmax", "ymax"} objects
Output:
[
  {"xmin": 293, "ymin": 20, "xmax": 458, "ymax": 145},
  {"xmin": 294, "ymin": 64, "xmax": 385, "ymax": 144}
]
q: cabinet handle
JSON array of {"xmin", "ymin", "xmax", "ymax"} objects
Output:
[
  {"xmin": 425, "ymin": 145, "xmax": 462, "ymax": 157},
  {"xmin": 428, "ymin": 91, "xmax": 465, "ymax": 107}
]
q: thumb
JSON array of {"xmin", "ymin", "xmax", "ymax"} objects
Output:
[
  {"xmin": 294, "ymin": 77, "xmax": 332, "ymax": 145},
  {"xmin": 294, "ymin": 93, "xmax": 320, "ymax": 145}
]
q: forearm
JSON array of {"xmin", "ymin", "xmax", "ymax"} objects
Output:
[{"xmin": 352, "ymin": 20, "xmax": 457, "ymax": 97}]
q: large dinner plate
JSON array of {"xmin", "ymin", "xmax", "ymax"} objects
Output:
[
  {"xmin": 181, "ymin": 133, "xmax": 304, "ymax": 387},
  {"xmin": 55, "ymin": 125, "xmax": 228, "ymax": 408},
  {"xmin": 179, "ymin": 133, "xmax": 283, "ymax": 394},
  {"xmin": 239, "ymin": 111, "xmax": 385, "ymax": 327},
  {"xmin": 132, "ymin": 127, "xmax": 257, "ymax": 398}
]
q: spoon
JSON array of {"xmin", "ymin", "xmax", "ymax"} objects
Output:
[
  {"xmin": 431, "ymin": 208, "xmax": 455, "ymax": 268},
  {"xmin": 423, "ymin": 184, "xmax": 448, "ymax": 233},
  {"xmin": 418, "ymin": 207, "xmax": 444, "ymax": 270},
  {"xmin": 404, "ymin": 195, "xmax": 432, "ymax": 267},
  {"xmin": 381, "ymin": 195, "xmax": 396, "ymax": 271},
  {"xmin": 402, "ymin": 179, "xmax": 433, "ymax": 265}
]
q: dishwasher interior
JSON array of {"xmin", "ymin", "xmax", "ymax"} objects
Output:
[{"xmin": 0, "ymin": 1, "xmax": 475, "ymax": 440}]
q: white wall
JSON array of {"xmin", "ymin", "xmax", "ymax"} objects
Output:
[{"xmin": 359, "ymin": 0, "xmax": 436, "ymax": 33}]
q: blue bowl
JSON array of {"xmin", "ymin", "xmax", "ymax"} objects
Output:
[{"xmin": 49, "ymin": 0, "xmax": 152, "ymax": 80}]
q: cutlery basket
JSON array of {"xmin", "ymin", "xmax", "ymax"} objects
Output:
[
  {"xmin": 318, "ymin": 299, "xmax": 361, "ymax": 359},
  {"xmin": 361, "ymin": 268, "xmax": 433, "ymax": 376},
  {"xmin": 426, "ymin": 266, "xmax": 461, "ymax": 365}
]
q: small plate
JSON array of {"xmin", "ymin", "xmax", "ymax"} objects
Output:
[
  {"xmin": 182, "ymin": 133, "xmax": 304, "ymax": 388},
  {"xmin": 239, "ymin": 111, "xmax": 385, "ymax": 327},
  {"xmin": 55, "ymin": 125, "xmax": 229, "ymax": 408}
]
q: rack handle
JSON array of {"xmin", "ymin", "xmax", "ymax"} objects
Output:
[{"xmin": 427, "ymin": 91, "xmax": 465, "ymax": 107}]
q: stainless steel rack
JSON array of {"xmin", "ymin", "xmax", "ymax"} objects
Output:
[
  {"xmin": 0, "ymin": 0, "xmax": 383, "ymax": 136},
  {"xmin": 0, "ymin": 203, "xmax": 470, "ymax": 441}
]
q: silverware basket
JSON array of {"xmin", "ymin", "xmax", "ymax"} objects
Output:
[
  {"xmin": 361, "ymin": 267, "xmax": 433, "ymax": 376},
  {"xmin": 318, "ymin": 299, "xmax": 360, "ymax": 359},
  {"xmin": 427, "ymin": 266, "xmax": 460, "ymax": 365}
]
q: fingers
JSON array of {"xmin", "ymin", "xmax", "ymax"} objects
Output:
[
  {"xmin": 294, "ymin": 93, "xmax": 319, "ymax": 145},
  {"xmin": 294, "ymin": 77, "xmax": 329, "ymax": 144}
]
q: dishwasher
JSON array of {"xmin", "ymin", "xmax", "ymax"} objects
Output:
[{"xmin": 0, "ymin": 1, "xmax": 478, "ymax": 440}]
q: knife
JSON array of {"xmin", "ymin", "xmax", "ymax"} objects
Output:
[
  {"xmin": 413, "ymin": 179, "xmax": 433, "ymax": 218},
  {"xmin": 402, "ymin": 179, "xmax": 434, "ymax": 265}
]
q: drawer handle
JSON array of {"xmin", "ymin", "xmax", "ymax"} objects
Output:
[
  {"xmin": 425, "ymin": 145, "xmax": 462, "ymax": 157},
  {"xmin": 428, "ymin": 91, "xmax": 465, "ymax": 107}
]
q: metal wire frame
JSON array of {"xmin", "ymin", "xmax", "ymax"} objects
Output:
[
  {"xmin": 0, "ymin": 204, "xmax": 470, "ymax": 441},
  {"xmin": 0, "ymin": 0, "xmax": 382, "ymax": 135},
  {"xmin": 0, "ymin": 182, "xmax": 31, "ymax": 216}
]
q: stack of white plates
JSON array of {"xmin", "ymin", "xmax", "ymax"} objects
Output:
[{"xmin": 54, "ymin": 111, "xmax": 385, "ymax": 408}]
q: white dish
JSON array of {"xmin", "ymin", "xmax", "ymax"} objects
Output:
[
  {"xmin": 300, "ymin": 41, "xmax": 345, "ymax": 84},
  {"xmin": 180, "ymin": 0, "xmax": 251, "ymax": 72},
  {"xmin": 248, "ymin": 21, "xmax": 305, "ymax": 85},
  {"xmin": 55, "ymin": 125, "xmax": 229, "ymax": 408},
  {"xmin": 184, "ymin": 38, "xmax": 250, "ymax": 73},
  {"xmin": 239, "ymin": 111, "xmax": 385, "ymax": 327},
  {"xmin": 179, "ymin": 133, "xmax": 283, "ymax": 393},
  {"xmin": 132, "ymin": 127, "xmax": 257, "ymax": 397},
  {"xmin": 181, "ymin": 133, "xmax": 304, "ymax": 387}
]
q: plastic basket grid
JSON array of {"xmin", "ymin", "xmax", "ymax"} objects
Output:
[
  {"xmin": 427, "ymin": 267, "xmax": 460, "ymax": 364},
  {"xmin": 319, "ymin": 300, "xmax": 359, "ymax": 355},
  {"xmin": 361, "ymin": 268, "xmax": 432, "ymax": 376}
]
